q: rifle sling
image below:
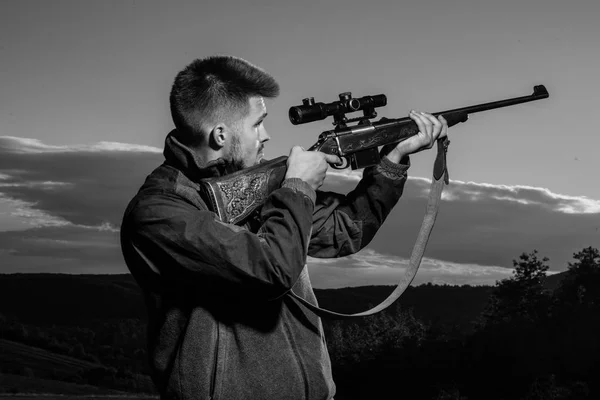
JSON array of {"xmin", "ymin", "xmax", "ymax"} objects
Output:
[
  {"xmin": 289, "ymin": 138, "xmax": 450, "ymax": 319},
  {"xmin": 132, "ymin": 139, "xmax": 449, "ymax": 320}
]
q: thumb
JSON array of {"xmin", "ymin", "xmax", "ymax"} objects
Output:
[
  {"xmin": 289, "ymin": 145, "xmax": 304, "ymax": 156},
  {"xmin": 323, "ymin": 153, "xmax": 343, "ymax": 166}
]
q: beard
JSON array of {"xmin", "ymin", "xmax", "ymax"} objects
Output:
[
  {"xmin": 228, "ymin": 133, "xmax": 245, "ymax": 171},
  {"xmin": 228, "ymin": 132, "xmax": 262, "ymax": 171}
]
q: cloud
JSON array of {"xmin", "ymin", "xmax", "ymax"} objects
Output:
[
  {"xmin": 439, "ymin": 180, "xmax": 600, "ymax": 214},
  {"xmin": 325, "ymin": 168, "xmax": 363, "ymax": 183},
  {"xmin": 0, "ymin": 224, "xmax": 125, "ymax": 274},
  {"xmin": 325, "ymin": 171, "xmax": 600, "ymax": 215},
  {"xmin": 0, "ymin": 136, "xmax": 163, "ymax": 227},
  {"xmin": 307, "ymin": 248, "xmax": 516, "ymax": 289},
  {"xmin": 321, "ymin": 170, "xmax": 600, "ymax": 273},
  {"xmin": 0, "ymin": 136, "xmax": 161, "ymax": 154},
  {"xmin": 0, "ymin": 195, "xmax": 69, "ymax": 229},
  {"xmin": 0, "ymin": 136, "xmax": 161, "ymax": 274}
]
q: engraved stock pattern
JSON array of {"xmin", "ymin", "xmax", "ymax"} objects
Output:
[
  {"xmin": 216, "ymin": 172, "xmax": 269, "ymax": 224},
  {"xmin": 339, "ymin": 124, "xmax": 419, "ymax": 153},
  {"xmin": 341, "ymin": 131, "xmax": 393, "ymax": 152}
]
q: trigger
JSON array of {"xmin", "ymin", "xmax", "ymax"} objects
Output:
[{"xmin": 331, "ymin": 157, "xmax": 349, "ymax": 170}]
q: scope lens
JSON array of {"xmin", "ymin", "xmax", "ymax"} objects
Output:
[
  {"xmin": 289, "ymin": 105, "xmax": 327, "ymax": 125},
  {"xmin": 289, "ymin": 107, "xmax": 302, "ymax": 125}
]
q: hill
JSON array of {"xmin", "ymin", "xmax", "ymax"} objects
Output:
[
  {"xmin": 0, "ymin": 272, "xmax": 566, "ymax": 331},
  {"xmin": 0, "ymin": 271, "xmax": 572, "ymax": 397},
  {"xmin": 0, "ymin": 338, "xmax": 155, "ymax": 394},
  {"xmin": 315, "ymin": 283, "xmax": 493, "ymax": 331},
  {"xmin": 543, "ymin": 270, "xmax": 567, "ymax": 290},
  {"xmin": 0, "ymin": 273, "xmax": 494, "ymax": 331},
  {"xmin": 0, "ymin": 372, "xmax": 130, "ymax": 395},
  {"xmin": 0, "ymin": 273, "xmax": 145, "ymax": 325},
  {"xmin": 0, "ymin": 337, "xmax": 99, "ymax": 377}
]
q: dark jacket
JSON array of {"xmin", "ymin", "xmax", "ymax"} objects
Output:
[{"xmin": 120, "ymin": 131, "xmax": 409, "ymax": 400}]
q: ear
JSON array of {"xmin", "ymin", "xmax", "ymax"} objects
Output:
[{"xmin": 209, "ymin": 124, "xmax": 227, "ymax": 149}]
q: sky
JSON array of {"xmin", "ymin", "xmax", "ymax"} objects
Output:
[{"xmin": 1, "ymin": 0, "xmax": 599, "ymax": 288}]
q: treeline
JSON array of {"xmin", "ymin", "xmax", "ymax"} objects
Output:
[
  {"xmin": 1, "ymin": 246, "xmax": 598, "ymax": 399},
  {"xmin": 324, "ymin": 246, "xmax": 600, "ymax": 400}
]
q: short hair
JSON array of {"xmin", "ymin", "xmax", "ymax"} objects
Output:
[{"xmin": 169, "ymin": 55, "xmax": 279, "ymax": 137}]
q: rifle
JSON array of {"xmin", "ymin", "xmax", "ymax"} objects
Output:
[
  {"xmin": 199, "ymin": 85, "xmax": 549, "ymax": 225},
  {"xmin": 198, "ymin": 85, "xmax": 549, "ymax": 319},
  {"xmin": 295, "ymin": 85, "xmax": 548, "ymax": 169}
]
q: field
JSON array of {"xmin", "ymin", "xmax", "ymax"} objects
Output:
[
  {"xmin": 0, "ymin": 373, "xmax": 130, "ymax": 396},
  {"xmin": 0, "ymin": 397, "xmax": 157, "ymax": 400},
  {"xmin": 0, "ymin": 339, "xmax": 100, "ymax": 378}
]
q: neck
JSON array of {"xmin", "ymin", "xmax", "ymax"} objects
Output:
[
  {"xmin": 163, "ymin": 130, "xmax": 245, "ymax": 181},
  {"xmin": 195, "ymin": 146, "xmax": 223, "ymax": 165}
]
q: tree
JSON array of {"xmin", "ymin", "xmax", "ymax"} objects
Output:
[
  {"xmin": 554, "ymin": 246, "xmax": 600, "ymax": 309},
  {"xmin": 549, "ymin": 247, "xmax": 600, "ymax": 377},
  {"xmin": 481, "ymin": 250, "xmax": 550, "ymax": 327},
  {"xmin": 324, "ymin": 304, "xmax": 425, "ymax": 366}
]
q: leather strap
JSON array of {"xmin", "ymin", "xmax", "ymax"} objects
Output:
[
  {"xmin": 288, "ymin": 138, "xmax": 450, "ymax": 319},
  {"xmin": 132, "ymin": 138, "xmax": 450, "ymax": 320}
]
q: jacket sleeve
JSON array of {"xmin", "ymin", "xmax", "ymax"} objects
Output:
[
  {"xmin": 122, "ymin": 181, "xmax": 315, "ymax": 300},
  {"xmin": 308, "ymin": 156, "xmax": 410, "ymax": 258}
]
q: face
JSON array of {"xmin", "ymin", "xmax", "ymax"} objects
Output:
[{"xmin": 228, "ymin": 96, "xmax": 270, "ymax": 169}]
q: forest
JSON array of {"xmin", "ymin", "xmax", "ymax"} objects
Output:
[{"xmin": 0, "ymin": 246, "xmax": 598, "ymax": 399}]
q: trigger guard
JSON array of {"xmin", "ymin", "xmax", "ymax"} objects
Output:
[{"xmin": 331, "ymin": 157, "xmax": 349, "ymax": 170}]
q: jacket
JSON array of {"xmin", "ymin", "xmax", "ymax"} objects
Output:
[{"xmin": 120, "ymin": 131, "xmax": 410, "ymax": 400}]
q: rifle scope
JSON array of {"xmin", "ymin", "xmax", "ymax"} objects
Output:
[{"xmin": 289, "ymin": 93, "xmax": 387, "ymax": 125}]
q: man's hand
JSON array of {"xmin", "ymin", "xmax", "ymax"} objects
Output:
[
  {"xmin": 386, "ymin": 111, "xmax": 448, "ymax": 163},
  {"xmin": 285, "ymin": 146, "xmax": 342, "ymax": 191}
]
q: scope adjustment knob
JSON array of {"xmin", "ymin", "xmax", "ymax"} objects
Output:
[
  {"xmin": 348, "ymin": 98, "xmax": 361, "ymax": 110},
  {"xmin": 302, "ymin": 97, "xmax": 315, "ymax": 106},
  {"xmin": 338, "ymin": 92, "xmax": 352, "ymax": 101}
]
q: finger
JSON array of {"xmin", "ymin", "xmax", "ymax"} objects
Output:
[
  {"xmin": 420, "ymin": 111, "xmax": 438, "ymax": 123},
  {"xmin": 423, "ymin": 112, "xmax": 442, "ymax": 140},
  {"xmin": 425, "ymin": 112, "xmax": 442, "ymax": 131},
  {"xmin": 417, "ymin": 111, "xmax": 436, "ymax": 135},
  {"xmin": 414, "ymin": 114, "xmax": 433, "ymax": 147},
  {"xmin": 438, "ymin": 115, "xmax": 448, "ymax": 138},
  {"xmin": 414, "ymin": 111, "xmax": 434, "ymax": 147},
  {"xmin": 323, "ymin": 153, "xmax": 343, "ymax": 165},
  {"xmin": 410, "ymin": 110, "xmax": 428, "ymax": 137}
]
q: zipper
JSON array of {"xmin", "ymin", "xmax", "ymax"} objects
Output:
[{"xmin": 209, "ymin": 322, "xmax": 220, "ymax": 400}]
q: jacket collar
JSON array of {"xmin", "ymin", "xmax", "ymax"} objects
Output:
[{"xmin": 162, "ymin": 129, "xmax": 242, "ymax": 181}]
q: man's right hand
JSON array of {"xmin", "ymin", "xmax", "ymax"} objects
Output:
[{"xmin": 285, "ymin": 146, "xmax": 342, "ymax": 191}]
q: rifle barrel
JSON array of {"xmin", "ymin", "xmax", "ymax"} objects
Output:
[{"xmin": 434, "ymin": 85, "xmax": 549, "ymax": 117}]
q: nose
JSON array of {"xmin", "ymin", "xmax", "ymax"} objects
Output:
[{"xmin": 259, "ymin": 127, "xmax": 270, "ymax": 143}]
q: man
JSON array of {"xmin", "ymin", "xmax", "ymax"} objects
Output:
[{"xmin": 120, "ymin": 55, "xmax": 447, "ymax": 400}]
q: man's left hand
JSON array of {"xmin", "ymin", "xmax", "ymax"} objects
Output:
[{"xmin": 386, "ymin": 110, "xmax": 448, "ymax": 163}]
